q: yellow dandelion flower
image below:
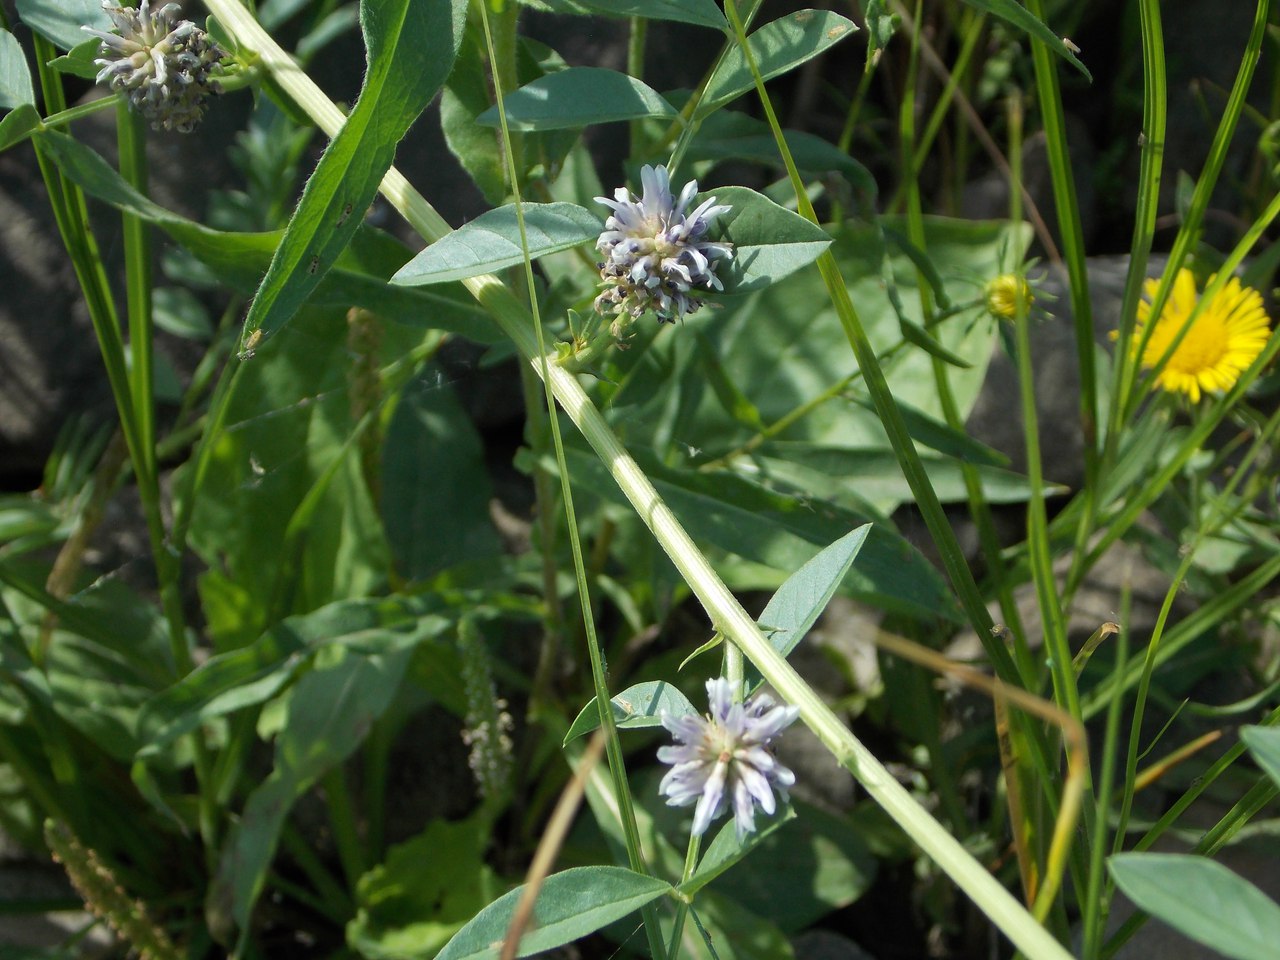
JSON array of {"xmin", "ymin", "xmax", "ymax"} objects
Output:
[
  {"xmin": 985, "ymin": 273, "xmax": 1034, "ymax": 320},
  {"xmin": 1129, "ymin": 267, "xmax": 1271, "ymax": 403}
]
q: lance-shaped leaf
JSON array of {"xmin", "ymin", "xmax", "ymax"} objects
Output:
[
  {"xmin": 435, "ymin": 867, "xmax": 672, "ymax": 960},
  {"xmin": 15, "ymin": 0, "xmax": 110, "ymax": 50},
  {"xmin": 210, "ymin": 644, "xmax": 415, "ymax": 946},
  {"xmin": 1109, "ymin": 853, "xmax": 1280, "ymax": 960},
  {"xmin": 564, "ymin": 680, "xmax": 698, "ymax": 746},
  {"xmin": 709, "ymin": 186, "xmax": 831, "ymax": 293},
  {"xmin": 959, "ymin": 0, "xmax": 1091, "ymax": 80},
  {"xmin": 34, "ymin": 129, "xmax": 499, "ymax": 342},
  {"xmin": 0, "ymin": 29, "xmax": 34, "ymax": 109},
  {"xmin": 476, "ymin": 67, "xmax": 676, "ymax": 131},
  {"xmin": 744, "ymin": 525, "xmax": 869, "ymax": 693},
  {"xmin": 688, "ymin": 109, "xmax": 878, "ymax": 202},
  {"xmin": 1242, "ymin": 726, "xmax": 1280, "ymax": 788},
  {"xmin": 570, "ymin": 0, "xmax": 726, "ymax": 30},
  {"xmin": 134, "ymin": 600, "xmax": 451, "ymax": 760},
  {"xmin": 553, "ymin": 445, "xmax": 959, "ymax": 622},
  {"xmin": 699, "ymin": 10, "xmax": 858, "ymax": 117},
  {"xmin": 392, "ymin": 202, "xmax": 601, "ymax": 285},
  {"xmin": 0, "ymin": 103, "xmax": 40, "ymax": 153},
  {"xmin": 238, "ymin": 0, "xmax": 467, "ymax": 352}
]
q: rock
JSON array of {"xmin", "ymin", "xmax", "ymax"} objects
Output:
[
  {"xmin": 774, "ymin": 598, "xmax": 884, "ymax": 813},
  {"xmin": 965, "ymin": 253, "xmax": 1160, "ymax": 493},
  {"xmin": 0, "ymin": 150, "xmax": 109, "ymax": 488},
  {"xmin": 791, "ymin": 928, "xmax": 879, "ymax": 960}
]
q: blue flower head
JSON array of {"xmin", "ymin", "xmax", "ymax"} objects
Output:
[
  {"xmin": 84, "ymin": 1, "xmax": 224, "ymax": 132},
  {"xmin": 594, "ymin": 165, "xmax": 734, "ymax": 325},
  {"xmin": 658, "ymin": 678, "xmax": 799, "ymax": 841}
]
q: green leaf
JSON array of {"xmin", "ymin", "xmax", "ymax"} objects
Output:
[
  {"xmin": 0, "ymin": 578, "xmax": 171, "ymax": 762},
  {"xmin": 435, "ymin": 867, "xmax": 672, "ymax": 960},
  {"xmin": 33, "ymin": 129, "xmax": 499, "ymax": 342},
  {"xmin": 700, "ymin": 801, "xmax": 875, "ymax": 932},
  {"xmin": 696, "ymin": 331, "xmax": 764, "ymax": 429},
  {"xmin": 440, "ymin": 25, "xmax": 506, "ymax": 205},
  {"xmin": 476, "ymin": 68, "xmax": 676, "ymax": 131},
  {"xmin": 0, "ymin": 29, "xmax": 34, "ymax": 109},
  {"xmin": 0, "ymin": 497, "xmax": 61, "ymax": 544},
  {"xmin": 1242, "ymin": 726, "xmax": 1280, "ymax": 788},
  {"xmin": 711, "ymin": 186, "xmax": 831, "ymax": 293},
  {"xmin": 700, "ymin": 10, "xmax": 858, "ymax": 117},
  {"xmin": 47, "ymin": 38, "xmax": 101, "ymax": 80},
  {"xmin": 15, "ymin": 0, "xmax": 110, "ymax": 50},
  {"xmin": 135, "ymin": 600, "xmax": 450, "ymax": 761},
  {"xmin": 238, "ymin": 0, "xmax": 467, "ymax": 351},
  {"xmin": 563, "ymin": 680, "xmax": 697, "ymax": 746},
  {"xmin": 557, "ymin": 445, "xmax": 959, "ymax": 622},
  {"xmin": 603, "ymin": 215, "xmax": 1021, "ymax": 479},
  {"xmin": 862, "ymin": 0, "xmax": 896, "ymax": 54},
  {"xmin": 850, "ymin": 397, "xmax": 1010, "ymax": 467},
  {"xmin": 347, "ymin": 818, "xmax": 496, "ymax": 959},
  {"xmin": 957, "ymin": 0, "xmax": 1091, "ymax": 80},
  {"xmin": 677, "ymin": 889, "xmax": 796, "ymax": 960},
  {"xmin": 744, "ymin": 525, "xmax": 868, "ymax": 693},
  {"xmin": 211, "ymin": 644, "xmax": 416, "ymax": 942},
  {"xmin": 688, "ymin": 109, "xmax": 877, "ymax": 201},
  {"xmin": 758, "ymin": 444, "xmax": 1052, "ymax": 510},
  {"xmin": 569, "ymin": 0, "xmax": 726, "ymax": 29},
  {"xmin": 391, "ymin": 202, "xmax": 600, "ymax": 285},
  {"xmin": 381, "ymin": 376, "xmax": 502, "ymax": 580},
  {"xmin": 1109, "ymin": 853, "xmax": 1280, "ymax": 960},
  {"xmin": 0, "ymin": 103, "xmax": 40, "ymax": 152},
  {"xmin": 679, "ymin": 806, "xmax": 796, "ymax": 897},
  {"xmin": 153, "ymin": 287, "xmax": 214, "ymax": 339}
]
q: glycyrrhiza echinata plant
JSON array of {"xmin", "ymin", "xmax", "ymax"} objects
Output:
[{"xmin": 2, "ymin": 0, "xmax": 1279, "ymax": 958}]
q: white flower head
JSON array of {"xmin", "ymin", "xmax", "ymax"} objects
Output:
[
  {"xmin": 83, "ymin": 1, "xmax": 224, "ymax": 132},
  {"xmin": 593, "ymin": 164, "xmax": 734, "ymax": 326},
  {"xmin": 658, "ymin": 677, "xmax": 799, "ymax": 841}
]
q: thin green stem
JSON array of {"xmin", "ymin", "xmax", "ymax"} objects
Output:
[
  {"xmin": 898, "ymin": 1, "xmax": 1017, "ymax": 828},
  {"xmin": 897, "ymin": 10, "xmax": 1031, "ymax": 663},
  {"xmin": 664, "ymin": 833, "xmax": 703, "ymax": 960},
  {"xmin": 1080, "ymin": 589, "xmax": 1128, "ymax": 960},
  {"xmin": 719, "ymin": 0, "xmax": 1019, "ymax": 682},
  {"xmin": 1102, "ymin": 0, "xmax": 1166, "ymax": 458},
  {"xmin": 31, "ymin": 41, "xmax": 216, "ymax": 858},
  {"xmin": 627, "ymin": 16, "xmax": 648, "ymax": 160},
  {"xmin": 321, "ymin": 766, "xmax": 365, "ymax": 890},
  {"xmin": 1025, "ymin": 0, "xmax": 1098, "ymax": 489},
  {"xmin": 523, "ymin": 364, "xmax": 568, "ymax": 715},
  {"xmin": 1117, "ymin": 0, "xmax": 1270, "ymax": 430},
  {"xmin": 1113, "ymin": 400, "xmax": 1280, "ymax": 849},
  {"xmin": 1007, "ymin": 99, "xmax": 1079, "ymax": 726},
  {"xmin": 476, "ymin": 7, "xmax": 663, "ymax": 957},
  {"xmin": 117, "ymin": 103, "xmax": 156, "ymax": 466}
]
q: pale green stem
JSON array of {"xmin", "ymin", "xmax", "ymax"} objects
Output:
[
  {"xmin": 200, "ymin": 4, "xmax": 1075, "ymax": 955},
  {"xmin": 476, "ymin": 6, "xmax": 664, "ymax": 958}
]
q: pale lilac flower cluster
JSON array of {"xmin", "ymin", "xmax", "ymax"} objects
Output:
[
  {"xmin": 84, "ymin": 1, "xmax": 223, "ymax": 132},
  {"xmin": 594, "ymin": 165, "xmax": 734, "ymax": 326},
  {"xmin": 658, "ymin": 677, "xmax": 799, "ymax": 841}
]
